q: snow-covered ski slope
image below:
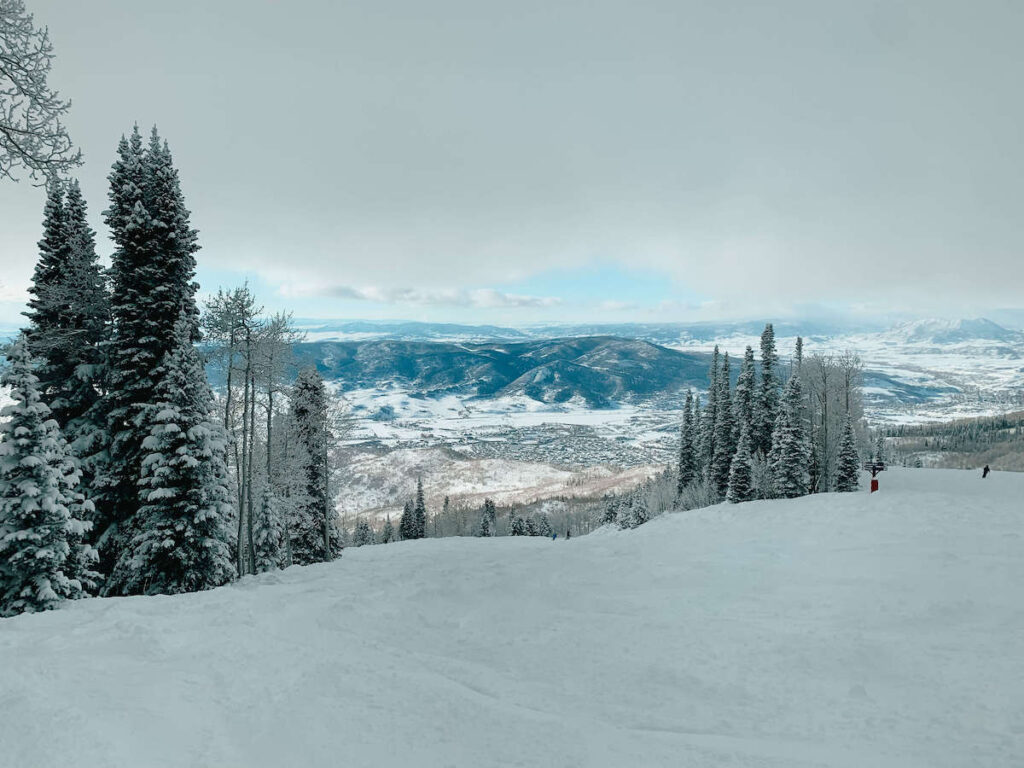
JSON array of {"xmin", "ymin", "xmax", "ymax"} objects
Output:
[{"xmin": 2, "ymin": 468, "xmax": 1021, "ymax": 768}]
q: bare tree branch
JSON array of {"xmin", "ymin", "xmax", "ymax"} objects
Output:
[{"xmin": 0, "ymin": 0, "xmax": 82, "ymax": 183}]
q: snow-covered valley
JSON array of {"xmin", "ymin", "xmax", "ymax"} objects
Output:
[{"xmin": 2, "ymin": 468, "xmax": 1021, "ymax": 767}]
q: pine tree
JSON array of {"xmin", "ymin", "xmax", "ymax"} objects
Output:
[
  {"xmin": 754, "ymin": 323, "xmax": 780, "ymax": 456},
  {"xmin": 0, "ymin": 336, "xmax": 97, "ymax": 616},
  {"xmin": 399, "ymin": 500, "xmax": 415, "ymax": 541},
  {"xmin": 106, "ymin": 316, "xmax": 235, "ymax": 596},
  {"xmin": 697, "ymin": 347, "xmax": 720, "ymax": 480},
  {"xmin": 478, "ymin": 499, "xmax": 496, "ymax": 537},
  {"xmin": 509, "ymin": 514, "xmax": 527, "ymax": 536},
  {"xmin": 289, "ymin": 367, "xmax": 329, "ymax": 564},
  {"xmin": 353, "ymin": 519, "xmax": 374, "ymax": 547},
  {"xmin": 677, "ymin": 389, "xmax": 696, "ymax": 494},
  {"xmin": 734, "ymin": 346, "xmax": 757, "ymax": 442},
  {"xmin": 413, "ymin": 478, "xmax": 427, "ymax": 539},
  {"xmin": 618, "ymin": 489, "xmax": 650, "ymax": 529},
  {"xmin": 727, "ymin": 425, "xmax": 755, "ymax": 503},
  {"xmin": 524, "ymin": 516, "xmax": 537, "ymax": 536},
  {"xmin": 834, "ymin": 412, "xmax": 861, "ymax": 492},
  {"xmin": 768, "ymin": 371, "xmax": 810, "ymax": 499},
  {"xmin": 711, "ymin": 352, "xmax": 737, "ymax": 498},
  {"xmin": 254, "ymin": 488, "xmax": 287, "ymax": 572},
  {"xmin": 535, "ymin": 513, "xmax": 553, "ymax": 538},
  {"xmin": 381, "ymin": 516, "xmax": 395, "ymax": 544},
  {"xmin": 101, "ymin": 126, "xmax": 202, "ymax": 575},
  {"xmin": 23, "ymin": 179, "xmax": 109, "ymax": 530}
]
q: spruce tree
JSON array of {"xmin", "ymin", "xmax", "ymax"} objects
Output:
[
  {"xmin": 413, "ymin": 478, "xmax": 427, "ymax": 539},
  {"xmin": 101, "ymin": 126, "xmax": 202, "ymax": 574},
  {"xmin": 399, "ymin": 500, "xmax": 415, "ymax": 541},
  {"xmin": 768, "ymin": 371, "xmax": 810, "ymax": 498},
  {"xmin": 0, "ymin": 336, "xmax": 97, "ymax": 616},
  {"xmin": 711, "ymin": 352, "xmax": 737, "ymax": 498},
  {"xmin": 509, "ymin": 514, "xmax": 527, "ymax": 536},
  {"xmin": 755, "ymin": 323, "xmax": 780, "ymax": 456},
  {"xmin": 254, "ymin": 488, "xmax": 287, "ymax": 572},
  {"xmin": 698, "ymin": 347, "xmax": 720, "ymax": 480},
  {"xmin": 524, "ymin": 516, "xmax": 537, "ymax": 536},
  {"xmin": 677, "ymin": 389, "xmax": 696, "ymax": 494},
  {"xmin": 106, "ymin": 317, "xmax": 234, "ymax": 596},
  {"xmin": 726, "ymin": 425, "xmax": 755, "ymax": 503},
  {"xmin": 23, "ymin": 180, "xmax": 110, "ymax": 564},
  {"xmin": 734, "ymin": 346, "xmax": 757, "ymax": 442},
  {"xmin": 478, "ymin": 499, "xmax": 496, "ymax": 537},
  {"xmin": 353, "ymin": 519, "xmax": 374, "ymax": 547},
  {"xmin": 289, "ymin": 366, "xmax": 329, "ymax": 563},
  {"xmin": 381, "ymin": 516, "xmax": 395, "ymax": 544},
  {"xmin": 535, "ymin": 513, "xmax": 553, "ymax": 538},
  {"xmin": 834, "ymin": 412, "xmax": 861, "ymax": 492}
]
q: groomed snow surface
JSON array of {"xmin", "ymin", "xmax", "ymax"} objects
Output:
[{"xmin": 2, "ymin": 468, "xmax": 1022, "ymax": 767}]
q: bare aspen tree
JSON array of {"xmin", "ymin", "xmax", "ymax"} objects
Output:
[{"xmin": 0, "ymin": 0, "xmax": 81, "ymax": 181}]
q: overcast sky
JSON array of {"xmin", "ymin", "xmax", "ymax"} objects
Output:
[{"xmin": 1, "ymin": 0, "xmax": 1022, "ymax": 326}]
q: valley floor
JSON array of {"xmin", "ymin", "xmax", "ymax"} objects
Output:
[{"xmin": 1, "ymin": 469, "xmax": 1022, "ymax": 767}]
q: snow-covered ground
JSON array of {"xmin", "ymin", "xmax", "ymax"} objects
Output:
[{"xmin": 2, "ymin": 468, "xmax": 1021, "ymax": 767}]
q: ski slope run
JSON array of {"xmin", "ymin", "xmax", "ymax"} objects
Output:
[{"xmin": 2, "ymin": 468, "xmax": 1021, "ymax": 767}]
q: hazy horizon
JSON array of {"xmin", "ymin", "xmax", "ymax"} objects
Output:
[{"xmin": 2, "ymin": 1, "xmax": 1022, "ymax": 326}]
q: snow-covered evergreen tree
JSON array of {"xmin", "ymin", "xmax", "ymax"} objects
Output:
[
  {"xmin": 478, "ymin": 498, "xmax": 496, "ymax": 537},
  {"xmin": 101, "ymin": 126, "xmax": 201, "ymax": 575},
  {"xmin": 734, "ymin": 346, "xmax": 757, "ymax": 443},
  {"xmin": 106, "ymin": 316, "xmax": 234, "ymax": 596},
  {"xmin": 834, "ymin": 412, "xmax": 861, "ymax": 492},
  {"xmin": 754, "ymin": 323, "xmax": 780, "ymax": 456},
  {"xmin": 617, "ymin": 489, "xmax": 650, "ymax": 530},
  {"xmin": 727, "ymin": 425, "xmax": 755, "ymax": 503},
  {"xmin": 535, "ymin": 513, "xmax": 553, "ymax": 538},
  {"xmin": 768, "ymin": 371, "xmax": 810, "ymax": 499},
  {"xmin": 697, "ymin": 347, "xmax": 720, "ymax": 480},
  {"xmin": 289, "ymin": 366, "xmax": 329, "ymax": 563},
  {"xmin": 253, "ymin": 488, "xmax": 287, "ymax": 572},
  {"xmin": 413, "ymin": 478, "xmax": 427, "ymax": 539},
  {"xmin": 353, "ymin": 519, "xmax": 374, "ymax": 547},
  {"xmin": 509, "ymin": 514, "xmax": 527, "ymax": 536},
  {"xmin": 677, "ymin": 389, "xmax": 696, "ymax": 494},
  {"xmin": 399, "ymin": 500, "xmax": 415, "ymax": 541},
  {"xmin": 381, "ymin": 516, "xmax": 395, "ymax": 544},
  {"xmin": 711, "ymin": 352, "xmax": 737, "ymax": 498},
  {"xmin": 601, "ymin": 498, "xmax": 618, "ymax": 526},
  {"xmin": 0, "ymin": 336, "xmax": 96, "ymax": 616},
  {"xmin": 23, "ymin": 179, "xmax": 109, "ymax": 535}
]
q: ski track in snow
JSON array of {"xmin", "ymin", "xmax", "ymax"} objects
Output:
[{"xmin": 1, "ymin": 468, "xmax": 1022, "ymax": 767}]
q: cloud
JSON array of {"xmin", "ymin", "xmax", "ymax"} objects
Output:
[{"xmin": 280, "ymin": 283, "xmax": 561, "ymax": 309}]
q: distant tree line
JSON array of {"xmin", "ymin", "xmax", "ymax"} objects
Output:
[{"xmin": 884, "ymin": 411, "xmax": 1024, "ymax": 472}]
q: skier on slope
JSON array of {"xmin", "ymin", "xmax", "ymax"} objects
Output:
[{"xmin": 982, "ymin": 465, "xmax": 991, "ymax": 479}]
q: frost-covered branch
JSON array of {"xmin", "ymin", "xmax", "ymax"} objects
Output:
[{"xmin": 0, "ymin": 0, "xmax": 81, "ymax": 182}]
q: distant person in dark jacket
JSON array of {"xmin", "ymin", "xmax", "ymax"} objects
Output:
[{"xmin": 982, "ymin": 465, "xmax": 991, "ymax": 478}]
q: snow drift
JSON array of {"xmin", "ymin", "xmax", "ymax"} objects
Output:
[{"xmin": 1, "ymin": 468, "xmax": 1021, "ymax": 767}]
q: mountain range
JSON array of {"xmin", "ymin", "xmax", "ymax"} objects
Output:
[{"xmin": 292, "ymin": 336, "xmax": 711, "ymax": 407}]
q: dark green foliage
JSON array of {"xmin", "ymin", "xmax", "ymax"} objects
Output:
[
  {"xmin": 834, "ymin": 413, "xmax": 861, "ymax": 492},
  {"xmin": 289, "ymin": 367, "xmax": 329, "ymax": 563},
  {"xmin": 754, "ymin": 323, "xmax": 780, "ymax": 456},
  {"xmin": 101, "ymin": 126, "xmax": 202, "ymax": 573},
  {"xmin": 413, "ymin": 478, "xmax": 427, "ymax": 538},
  {"xmin": 769, "ymin": 372, "xmax": 810, "ymax": 498},
  {"xmin": 677, "ymin": 389, "xmax": 696, "ymax": 494},
  {"xmin": 711, "ymin": 353, "xmax": 737, "ymax": 498},
  {"xmin": 106, "ymin": 317, "xmax": 234, "ymax": 596},
  {"xmin": 727, "ymin": 425, "xmax": 755, "ymax": 503},
  {"xmin": 0, "ymin": 336, "xmax": 97, "ymax": 616}
]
